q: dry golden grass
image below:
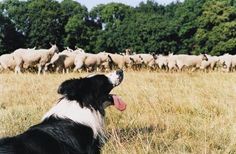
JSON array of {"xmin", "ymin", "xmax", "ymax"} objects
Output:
[{"xmin": 1, "ymin": 71, "xmax": 236, "ymax": 153}]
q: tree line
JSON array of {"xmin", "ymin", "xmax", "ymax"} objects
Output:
[{"xmin": 0, "ymin": 0, "xmax": 236, "ymax": 55}]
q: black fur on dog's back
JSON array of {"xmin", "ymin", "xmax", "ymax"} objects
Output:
[
  {"xmin": 0, "ymin": 70, "xmax": 124, "ymax": 154},
  {"xmin": 0, "ymin": 117, "xmax": 102, "ymax": 154}
]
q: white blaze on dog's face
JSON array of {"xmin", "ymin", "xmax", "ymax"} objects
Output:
[{"xmin": 106, "ymin": 69, "xmax": 124, "ymax": 87}]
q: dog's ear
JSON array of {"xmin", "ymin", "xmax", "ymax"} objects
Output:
[{"xmin": 57, "ymin": 79, "xmax": 81, "ymax": 96}]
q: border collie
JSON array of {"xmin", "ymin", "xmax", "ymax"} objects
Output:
[{"xmin": 0, "ymin": 70, "xmax": 126, "ymax": 154}]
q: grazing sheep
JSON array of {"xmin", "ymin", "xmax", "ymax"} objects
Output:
[
  {"xmin": 74, "ymin": 53, "xmax": 101, "ymax": 72},
  {"xmin": 108, "ymin": 53, "xmax": 142, "ymax": 70},
  {"xmin": 107, "ymin": 53, "xmax": 125, "ymax": 70},
  {"xmin": 128, "ymin": 54, "xmax": 144, "ymax": 70},
  {"xmin": 73, "ymin": 53, "xmax": 86, "ymax": 72},
  {"xmin": 155, "ymin": 55, "xmax": 168, "ymax": 70},
  {"xmin": 219, "ymin": 54, "xmax": 236, "ymax": 72},
  {"xmin": 0, "ymin": 53, "xmax": 17, "ymax": 72},
  {"xmin": 219, "ymin": 54, "xmax": 230, "ymax": 72},
  {"xmin": 45, "ymin": 48, "xmax": 81, "ymax": 73},
  {"xmin": 175, "ymin": 54, "xmax": 208, "ymax": 71},
  {"xmin": 138, "ymin": 54, "xmax": 157, "ymax": 69},
  {"xmin": 85, "ymin": 53, "xmax": 102, "ymax": 72},
  {"xmin": 4, "ymin": 46, "xmax": 236, "ymax": 73},
  {"xmin": 166, "ymin": 54, "xmax": 178, "ymax": 72},
  {"xmin": 44, "ymin": 52, "xmax": 76, "ymax": 73},
  {"xmin": 123, "ymin": 55, "xmax": 134, "ymax": 69},
  {"xmin": 200, "ymin": 55, "xmax": 219, "ymax": 71},
  {"xmin": 13, "ymin": 44, "xmax": 59, "ymax": 74},
  {"xmin": 96, "ymin": 52, "xmax": 110, "ymax": 71}
]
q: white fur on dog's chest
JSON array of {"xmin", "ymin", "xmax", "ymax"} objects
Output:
[{"xmin": 42, "ymin": 98, "xmax": 104, "ymax": 137}]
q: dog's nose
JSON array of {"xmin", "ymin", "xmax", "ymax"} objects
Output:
[{"xmin": 116, "ymin": 69, "xmax": 123, "ymax": 76}]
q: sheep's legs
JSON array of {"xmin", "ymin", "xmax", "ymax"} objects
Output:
[
  {"xmin": 38, "ymin": 65, "xmax": 42, "ymax": 75},
  {"xmin": 14, "ymin": 66, "xmax": 21, "ymax": 74},
  {"xmin": 73, "ymin": 67, "xmax": 83, "ymax": 73}
]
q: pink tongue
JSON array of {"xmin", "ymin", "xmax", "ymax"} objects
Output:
[{"xmin": 112, "ymin": 95, "xmax": 127, "ymax": 111}]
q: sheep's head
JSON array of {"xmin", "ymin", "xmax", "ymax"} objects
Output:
[
  {"xmin": 200, "ymin": 54, "xmax": 208, "ymax": 61},
  {"xmin": 49, "ymin": 44, "xmax": 59, "ymax": 53}
]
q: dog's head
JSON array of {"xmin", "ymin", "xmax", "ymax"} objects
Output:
[{"xmin": 57, "ymin": 70, "xmax": 126, "ymax": 114}]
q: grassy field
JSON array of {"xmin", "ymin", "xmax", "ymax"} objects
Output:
[{"xmin": 1, "ymin": 71, "xmax": 236, "ymax": 153}]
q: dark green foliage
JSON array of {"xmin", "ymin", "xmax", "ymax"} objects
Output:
[
  {"xmin": 0, "ymin": 0, "xmax": 235, "ymax": 55},
  {"xmin": 0, "ymin": 8, "xmax": 25, "ymax": 54},
  {"xmin": 194, "ymin": 0, "xmax": 236, "ymax": 55}
]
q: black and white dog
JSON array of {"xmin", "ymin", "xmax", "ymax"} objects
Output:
[{"xmin": 0, "ymin": 70, "xmax": 126, "ymax": 154}]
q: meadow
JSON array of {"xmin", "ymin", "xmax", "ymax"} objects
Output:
[{"xmin": 1, "ymin": 71, "xmax": 236, "ymax": 153}]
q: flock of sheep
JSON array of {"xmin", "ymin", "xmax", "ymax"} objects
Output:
[{"xmin": 0, "ymin": 44, "xmax": 236, "ymax": 74}]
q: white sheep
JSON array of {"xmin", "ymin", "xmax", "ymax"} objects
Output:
[
  {"xmin": 200, "ymin": 55, "xmax": 219, "ymax": 71},
  {"xmin": 107, "ymin": 53, "xmax": 125, "ymax": 70},
  {"xmin": 175, "ymin": 54, "xmax": 208, "ymax": 71},
  {"xmin": 138, "ymin": 54, "xmax": 156, "ymax": 69},
  {"xmin": 219, "ymin": 54, "xmax": 236, "ymax": 72},
  {"xmin": 45, "ymin": 51, "xmax": 78, "ymax": 73},
  {"xmin": 74, "ymin": 53, "xmax": 101, "ymax": 72},
  {"xmin": 0, "ymin": 53, "xmax": 17, "ymax": 72},
  {"xmin": 128, "ymin": 54, "xmax": 143, "ymax": 70},
  {"xmin": 13, "ymin": 44, "xmax": 59, "ymax": 74},
  {"xmin": 155, "ymin": 55, "xmax": 168, "ymax": 70}
]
